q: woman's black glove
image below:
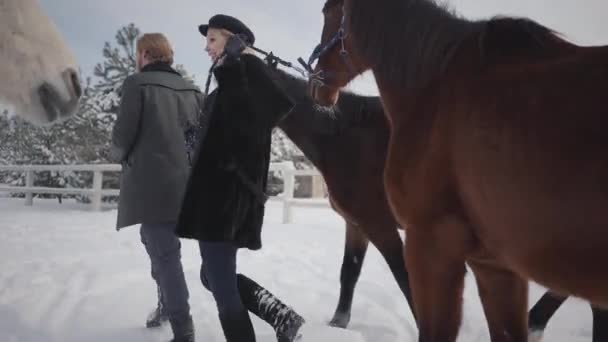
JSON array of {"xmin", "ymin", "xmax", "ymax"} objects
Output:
[{"xmin": 224, "ymin": 34, "xmax": 247, "ymax": 60}]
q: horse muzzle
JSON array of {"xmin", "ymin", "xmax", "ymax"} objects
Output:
[{"xmin": 38, "ymin": 68, "xmax": 82, "ymax": 122}]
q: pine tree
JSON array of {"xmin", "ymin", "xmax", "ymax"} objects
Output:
[
  {"xmin": 0, "ymin": 109, "xmax": 13, "ymax": 165},
  {"xmin": 93, "ymin": 24, "xmax": 138, "ymax": 100}
]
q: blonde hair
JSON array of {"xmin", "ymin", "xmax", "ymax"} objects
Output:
[
  {"xmin": 218, "ymin": 29, "xmax": 256, "ymax": 55},
  {"xmin": 137, "ymin": 33, "xmax": 174, "ymax": 65}
]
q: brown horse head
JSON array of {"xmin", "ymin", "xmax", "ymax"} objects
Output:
[{"xmin": 307, "ymin": 0, "xmax": 367, "ymax": 107}]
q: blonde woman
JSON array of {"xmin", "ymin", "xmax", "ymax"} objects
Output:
[
  {"xmin": 112, "ymin": 33, "xmax": 203, "ymax": 342},
  {"xmin": 176, "ymin": 15, "xmax": 304, "ymax": 342}
]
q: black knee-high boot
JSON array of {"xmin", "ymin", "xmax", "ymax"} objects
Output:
[{"xmin": 237, "ymin": 274, "xmax": 305, "ymax": 342}]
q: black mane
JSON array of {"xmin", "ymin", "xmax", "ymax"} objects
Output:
[{"xmin": 268, "ymin": 66, "xmax": 383, "ymax": 135}]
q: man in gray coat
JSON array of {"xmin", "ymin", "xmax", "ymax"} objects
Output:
[{"xmin": 111, "ymin": 33, "xmax": 203, "ymax": 342}]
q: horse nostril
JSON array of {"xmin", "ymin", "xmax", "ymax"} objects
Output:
[
  {"xmin": 64, "ymin": 68, "xmax": 82, "ymax": 99},
  {"xmin": 38, "ymin": 82, "xmax": 60, "ymax": 122}
]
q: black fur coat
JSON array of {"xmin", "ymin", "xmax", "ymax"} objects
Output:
[{"xmin": 175, "ymin": 54, "xmax": 294, "ymax": 250}]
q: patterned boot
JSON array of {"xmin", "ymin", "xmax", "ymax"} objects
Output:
[{"xmin": 237, "ymin": 274, "xmax": 305, "ymax": 342}]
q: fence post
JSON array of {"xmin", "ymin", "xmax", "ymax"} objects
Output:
[
  {"xmin": 282, "ymin": 169, "xmax": 295, "ymax": 224},
  {"xmin": 25, "ymin": 170, "xmax": 34, "ymax": 206},
  {"xmin": 91, "ymin": 170, "xmax": 103, "ymax": 211},
  {"xmin": 311, "ymin": 174, "xmax": 325, "ymax": 198}
]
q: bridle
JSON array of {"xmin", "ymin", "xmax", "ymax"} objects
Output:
[
  {"xmin": 298, "ymin": 4, "xmax": 357, "ymax": 87},
  {"xmin": 204, "ymin": 43, "xmax": 309, "ymax": 98}
]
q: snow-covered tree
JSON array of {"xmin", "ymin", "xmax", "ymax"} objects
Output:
[
  {"xmin": 0, "ymin": 82, "xmax": 117, "ymax": 200},
  {"xmin": 271, "ymin": 128, "xmax": 308, "ymax": 166},
  {"xmin": 93, "ymin": 24, "xmax": 138, "ymax": 98}
]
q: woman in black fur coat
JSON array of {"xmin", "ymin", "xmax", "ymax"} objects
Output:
[{"xmin": 175, "ymin": 15, "xmax": 305, "ymax": 342}]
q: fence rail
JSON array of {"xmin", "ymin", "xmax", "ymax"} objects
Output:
[{"xmin": 0, "ymin": 163, "xmax": 329, "ymax": 223}]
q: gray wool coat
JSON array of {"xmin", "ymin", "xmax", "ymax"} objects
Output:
[{"xmin": 111, "ymin": 63, "xmax": 204, "ymax": 230}]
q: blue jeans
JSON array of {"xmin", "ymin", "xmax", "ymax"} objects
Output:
[
  {"xmin": 199, "ymin": 241, "xmax": 245, "ymax": 315},
  {"xmin": 199, "ymin": 241, "xmax": 256, "ymax": 342},
  {"xmin": 140, "ymin": 222, "xmax": 190, "ymax": 322}
]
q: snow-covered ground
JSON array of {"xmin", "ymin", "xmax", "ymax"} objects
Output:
[{"xmin": 0, "ymin": 198, "xmax": 593, "ymax": 341}]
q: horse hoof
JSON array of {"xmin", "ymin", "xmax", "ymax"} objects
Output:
[
  {"xmin": 328, "ymin": 313, "xmax": 350, "ymax": 329},
  {"xmin": 528, "ymin": 329, "xmax": 544, "ymax": 342}
]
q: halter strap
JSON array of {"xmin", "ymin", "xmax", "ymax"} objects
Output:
[{"xmin": 300, "ymin": 5, "xmax": 357, "ymax": 87}]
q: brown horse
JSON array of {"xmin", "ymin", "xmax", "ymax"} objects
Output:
[
  {"xmin": 271, "ymin": 63, "xmax": 607, "ymax": 341},
  {"xmin": 268, "ymin": 65, "xmax": 417, "ymax": 329},
  {"xmin": 307, "ymin": 0, "xmax": 608, "ymax": 341}
]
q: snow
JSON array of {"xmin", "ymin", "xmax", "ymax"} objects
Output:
[
  {"xmin": 0, "ymin": 198, "xmax": 593, "ymax": 341},
  {"xmin": 298, "ymin": 324, "xmax": 366, "ymax": 342}
]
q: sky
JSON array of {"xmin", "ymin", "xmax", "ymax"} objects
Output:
[{"xmin": 39, "ymin": 0, "xmax": 608, "ymax": 95}]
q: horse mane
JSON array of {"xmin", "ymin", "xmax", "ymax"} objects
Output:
[
  {"xmin": 345, "ymin": 0, "xmax": 574, "ymax": 89},
  {"xmin": 479, "ymin": 17, "xmax": 574, "ymax": 65},
  {"xmin": 323, "ymin": 0, "xmax": 343, "ymax": 12},
  {"xmin": 268, "ymin": 65, "xmax": 384, "ymax": 134},
  {"xmin": 346, "ymin": 0, "xmax": 481, "ymax": 89}
]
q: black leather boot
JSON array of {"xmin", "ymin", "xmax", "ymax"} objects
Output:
[{"xmin": 169, "ymin": 314, "xmax": 195, "ymax": 342}]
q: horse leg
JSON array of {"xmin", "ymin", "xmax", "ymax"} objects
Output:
[
  {"xmin": 404, "ymin": 217, "xmax": 469, "ymax": 342},
  {"xmin": 592, "ymin": 305, "xmax": 608, "ymax": 342},
  {"xmin": 367, "ymin": 224, "xmax": 416, "ymax": 323},
  {"xmin": 469, "ymin": 260, "xmax": 528, "ymax": 342},
  {"xmin": 530, "ymin": 297, "xmax": 608, "ymax": 342},
  {"xmin": 329, "ymin": 220, "xmax": 370, "ymax": 328},
  {"xmin": 527, "ymin": 291, "xmax": 567, "ymax": 341}
]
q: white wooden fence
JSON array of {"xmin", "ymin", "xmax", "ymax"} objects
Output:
[{"xmin": 0, "ymin": 163, "xmax": 329, "ymax": 223}]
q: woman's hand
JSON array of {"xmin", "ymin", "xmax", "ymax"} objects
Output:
[{"xmin": 224, "ymin": 34, "xmax": 247, "ymax": 59}]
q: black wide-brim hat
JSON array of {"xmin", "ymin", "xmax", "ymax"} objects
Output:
[{"xmin": 198, "ymin": 14, "xmax": 255, "ymax": 45}]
